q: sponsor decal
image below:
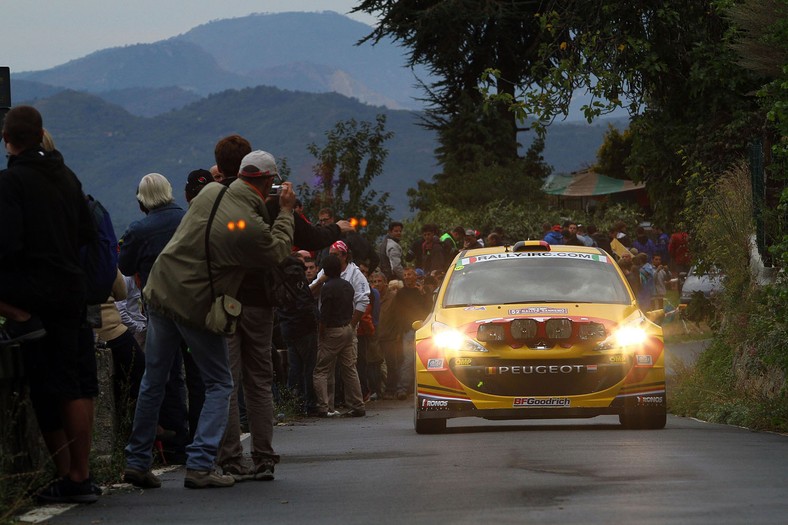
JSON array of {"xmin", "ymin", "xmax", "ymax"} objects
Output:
[
  {"xmin": 636, "ymin": 395, "xmax": 664, "ymax": 406},
  {"xmin": 421, "ymin": 399, "xmax": 449, "ymax": 409},
  {"xmin": 459, "ymin": 252, "xmax": 608, "ymax": 266},
  {"xmin": 464, "ymin": 305, "xmax": 487, "ymax": 311},
  {"xmin": 513, "ymin": 397, "xmax": 571, "ymax": 408},
  {"xmin": 636, "ymin": 355, "xmax": 653, "ymax": 365},
  {"xmin": 488, "ymin": 364, "xmax": 584, "ymax": 375},
  {"xmin": 509, "ymin": 307, "xmax": 568, "ymax": 315},
  {"xmin": 454, "ymin": 358, "xmax": 472, "ymax": 366},
  {"xmin": 610, "ymin": 354, "xmax": 626, "ymax": 363},
  {"xmin": 586, "ymin": 364, "xmax": 598, "ymax": 372},
  {"xmin": 427, "ymin": 358, "xmax": 444, "ymax": 369}
]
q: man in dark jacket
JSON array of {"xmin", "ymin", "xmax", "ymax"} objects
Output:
[{"xmin": 0, "ymin": 106, "xmax": 98, "ymax": 503}]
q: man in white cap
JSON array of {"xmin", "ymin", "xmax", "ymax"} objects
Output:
[{"xmin": 124, "ymin": 150, "xmax": 295, "ymax": 490}]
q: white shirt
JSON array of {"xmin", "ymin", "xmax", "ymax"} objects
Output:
[{"xmin": 312, "ymin": 261, "xmax": 371, "ymax": 314}]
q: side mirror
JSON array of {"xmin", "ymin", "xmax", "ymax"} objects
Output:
[{"xmin": 412, "ymin": 320, "xmax": 423, "ymax": 331}]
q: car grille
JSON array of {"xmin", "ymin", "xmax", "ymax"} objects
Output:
[{"xmin": 449, "ymin": 357, "xmax": 629, "ymax": 396}]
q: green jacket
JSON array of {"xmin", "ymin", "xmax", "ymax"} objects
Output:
[{"xmin": 144, "ymin": 179, "xmax": 294, "ymax": 330}]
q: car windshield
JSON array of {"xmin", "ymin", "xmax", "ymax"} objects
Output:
[{"xmin": 442, "ymin": 253, "xmax": 631, "ymax": 307}]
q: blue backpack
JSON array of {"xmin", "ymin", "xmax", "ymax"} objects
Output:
[{"xmin": 81, "ymin": 195, "xmax": 119, "ymax": 305}]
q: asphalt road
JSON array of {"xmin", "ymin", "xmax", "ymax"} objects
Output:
[{"xmin": 36, "ymin": 340, "xmax": 787, "ymax": 525}]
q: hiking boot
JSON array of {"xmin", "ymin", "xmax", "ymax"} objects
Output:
[
  {"xmin": 184, "ymin": 468, "xmax": 235, "ymax": 489},
  {"xmin": 123, "ymin": 468, "xmax": 162, "ymax": 489},
  {"xmin": 222, "ymin": 461, "xmax": 254, "ymax": 482},
  {"xmin": 0, "ymin": 317, "xmax": 46, "ymax": 347},
  {"xmin": 36, "ymin": 476, "xmax": 99, "ymax": 504},
  {"xmin": 396, "ymin": 391, "xmax": 407, "ymax": 401},
  {"xmin": 254, "ymin": 462, "xmax": 275, "ymax": 481}
]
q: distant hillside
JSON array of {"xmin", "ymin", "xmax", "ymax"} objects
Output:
[
  {"xmin": 29, "ymin": 87, "xmax": 437, "ymax": 234},
  {"xmin": 22, "ymin": 85, "xmax": 623, "ymax": 235},
  {"xmin": 13, "ymin": 11, "xmax": 427, "ymax": 115}
]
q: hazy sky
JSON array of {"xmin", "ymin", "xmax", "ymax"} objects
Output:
[{"xmin": 3, "ymin": 1, "xmax": 375, "ymax": 72}]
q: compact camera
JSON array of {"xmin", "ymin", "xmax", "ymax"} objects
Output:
[{"xmin": 270, "ymin": 184, "xmax": 282, "ymax": 196}]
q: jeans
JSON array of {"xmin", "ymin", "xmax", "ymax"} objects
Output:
[
  {"xmin": 217, "ymin": 306, "xmax": 279, "ymax": 468},
  {"xmin": 396, "ymin": 330, "xmax": 415, "ymax": 395},
  {"xmin": 125, "ymin": 310, "xmax": 233, "ymax": 472}
]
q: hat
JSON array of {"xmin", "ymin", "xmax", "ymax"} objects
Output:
[
  {"xmin": 331, "ymin": 240, "xmax": 349, "ymax": 253},
  {"xmin": 415, "ymin": 268, "xmax": 425, "ymax": 278},
  {"xmin": 185, "ymin": 169, "xmax": 211, "ymax": 198},
  {"xmin": 552, "ymin": 224, "xmax": 562, "ymax": 231},
  {"xmin": 465, "ymin": 229, "xmax": 476, "ymax": 237},
  {"xmin": 239, "ymin": 150, "xmax": 278, "ymax": 177}
]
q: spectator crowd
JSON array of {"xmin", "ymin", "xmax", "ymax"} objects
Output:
[{"xmin": 0, "ymin": 105, "xmax": 691, "ymax": 504}]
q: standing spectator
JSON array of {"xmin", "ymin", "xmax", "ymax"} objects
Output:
[
  {"xmin": 95, "ymin": 271, "xmax": 145, "ymax": 432},
  {"xmin": 588, "ymin": 224, "xmax": 610, "ymax": 254},
  {"xmin": 1, "ymin": 106, "xmax": 98, "ymax": 503},
  {"xmin": 395, "ymin": 267, "xmax": 431, "ymax": 400},
  {"xmin": 575, "ymin": 224, "xmax": 595, "ymax": 247},
  {"xmin": 653, "ymin": 225, "xmax": 670, "ymax": 266},
  {"xmin": 635, "ymin": 253, "xmax": 655, "ymax": 308},
  {"xmin": 217, "ymin": 148, "xmax": 345, "ymax": 483},
  {"xmin": 652, "ymin": 254, "xmax": 669, "ymax": 309},
  {"xmin": 440, "ymin": 226, "xmax": 462, "ymax": 263},
  {"xmin": 669, "ymin": 231, "xmax": 691, "ymax": 275},
  {"xmin": 543, "ymin": 224, "xmax": 564, "ymax": 245},
  {"xmin": 563, "ymin": 222, "xmax": 585, "ymax": 246},
  {"xmin": 118, "ymin": 172, "xmax": 190, "ymax": 462},
  {"xmin": 613, "ymin": 220, "xmax": 632, "ymax": 248},
  {"xmin": 378, "ymin": 277, "xmax": 403, "ymax": 399},
  {"xmin": 632, "ymin": 226, "xmax": 656, "ymax": 262},
  {"xmin": 116, "ymin": 275, "xmax": 147, "ymax": 350},
  {"xmin": 486, "ymin": 232, "xmax": 503, "ymax": 247},
  {"xmin": 463, "ymin": 229, "xmax": 483, "ymax": 249},
  {"xmin": 415, "ymin": 223, "xmax": 450, "ymax": 275},
  {"xmin": 365, "ymin": 271, "xmax": 385, "ymax": 400},
  {"xmin": 618, "ymin": 257, "xmax": 640, "ymax": 297},
  {"xmin": 312, "ymin": 254, "xmax": 366, "ymax": 417},
  {"xmin": 378, "ymin": 222, "xmax": 404, "ymax": 281},
  {"xmin": 123, "ymin": 155, "xmax": 296, "ymax": 490},
  {"xmin": 314, "ymin": 208, "xmax": 337, "ymax": 268},
  {"xmin": 279, "ymin": 255, "xmax": 319, "ymax": 415}
]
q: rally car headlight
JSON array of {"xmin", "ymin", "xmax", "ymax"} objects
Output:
[
  {"xmin": 431, "ymin": 322, "xmax": 488, "ymax": 352},
  {"xmin": 595, "ymin": 318, "xmax": 648, "ymax": 350},
  {"xmin": 614, "ymin": 326, "xmax": 647, "ymax": 347}
]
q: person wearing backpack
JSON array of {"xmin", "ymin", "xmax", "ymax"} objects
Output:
[{"xmin": 0, "ymin": 106, "xmax": 99, "ymax": 503}]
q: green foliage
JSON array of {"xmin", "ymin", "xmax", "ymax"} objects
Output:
[
  {"xmin": 593, "ymin": 125, "xmax": 632, "ymax": 180},
  {"xmin": 297, "ymin": 115, "xmax": 394, "ymax": 241}
]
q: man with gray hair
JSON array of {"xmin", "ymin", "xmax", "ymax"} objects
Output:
[{"xmin": 124, "ymin": 151, "xmax": 296, "ymax": 490}]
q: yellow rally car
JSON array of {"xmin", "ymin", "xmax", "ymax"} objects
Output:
[{"xmin": 413, "ymin": 240, "xmax": 666, "ymax": 434}]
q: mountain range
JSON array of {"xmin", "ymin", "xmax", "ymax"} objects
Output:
[{"xmin": 6, "ymin": 11, "xmax": 627, "ymax": 234}]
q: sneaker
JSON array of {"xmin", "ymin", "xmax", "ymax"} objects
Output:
[
  {"xmin": 342, "ymin": 408, "xmax": 366, "ymax": 418},
  {"xmin": 36, "ymin": 476, "xmax": 99, "ymax": 504},
  {"xmin": 123, "ymin": 468, "xmax": 162, "ymax": 489},
  {"xmin": 327, "ymin": 410, "xmax": 341, "ymax": 417},
  {"xmin": 0, "ymin": 317, "xmax": 46, "ymax": 347},
  {"xmin": 254, "ymin": 462, "xmax": 275, "ymax": 481},
  {"xmin": 396, "ymin": 391, "xmax": 407, "ymax": 401},
  {"xmin": 184, "ymin": 468, "xmax": 235, "ymax": 489},
  {"xmin": 222, "ymin": 462, "xmax": 254, "ymax": 482}
]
